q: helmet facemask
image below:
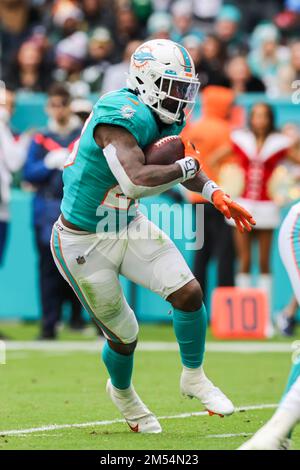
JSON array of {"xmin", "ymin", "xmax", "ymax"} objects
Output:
[{"xmin": 150, "ymin": 74, "xmax": 200, "ymax": 124}]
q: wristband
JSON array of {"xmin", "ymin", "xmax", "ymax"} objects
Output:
[
  {"xmin": 176, "ymin": 156, "xmax": 199, "ymax": 181},
  {"xmin": 202, "ymin": 180, "xmax": 220, "ymax": 202}
]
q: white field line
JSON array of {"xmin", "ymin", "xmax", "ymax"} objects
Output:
[
  {"xmin": 7, "ymin": 351, "xmax": 80, "ymax": 360},
  {"xmin": 4, "ymin": 341, "xmax": 294, "ymax": 353},
  {"xmin": 11, "ymin": 433, "xmax": 64, "ymax": 438},
  {"xmin": 0, "ymin": 404, "xmax": 277, "ymax": 437},
  {"xmin": 206, "ymin": 432, "xmax": 253, "ymax": 439}
]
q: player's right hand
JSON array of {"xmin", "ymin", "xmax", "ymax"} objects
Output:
[
  {"xmin": 212, "ymin": 190, "xmax": 256, "ymax": 233},
  {"xmin": 176, "ymin": 156, "xmax": 200, "ymax": 181}
]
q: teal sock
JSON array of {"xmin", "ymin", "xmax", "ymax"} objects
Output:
[
  {"xmin": 173, "ymin": 303, "xmax": 207, "ymax": 368},
  {"xmin": 280, "ymin": 361, "xmax": 300, "ymax": 438},
  {"xmin": 102, "ymin": 341, "xmax": 134, "ymax": 390}
]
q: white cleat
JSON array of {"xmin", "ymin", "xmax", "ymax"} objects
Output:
[
  {"xmin": 180, "ymin": 366, "xmax": 235, "ymax": 417},
  {"xmin": 106, "ymin": 379, "xmax": 162, "ymax": 433},
  {"xmin": 238, "ymin": 423, "xmax": 292, "ymax": 450}
]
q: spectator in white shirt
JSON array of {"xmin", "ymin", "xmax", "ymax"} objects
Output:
[{"xmin": 0, "ymin": 87, "xmax": 30, "ymax": 265}]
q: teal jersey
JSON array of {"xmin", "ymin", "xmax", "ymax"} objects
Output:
[{"xmin": 61, "ymin": 88, "xmax": 184, "ymax": 232}]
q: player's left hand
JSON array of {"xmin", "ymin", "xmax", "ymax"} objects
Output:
[{"xmin": 212, "ymin": 190, "xmax": 256, "ymax": 233}]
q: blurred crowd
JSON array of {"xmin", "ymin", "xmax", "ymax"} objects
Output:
[
  {"xmin": 2, "ymin": 0, "xmax": 300, "ymax": 339},
  {"xmin": 1, "ymin": 0, "xmax": 300, "ymax": 97}
]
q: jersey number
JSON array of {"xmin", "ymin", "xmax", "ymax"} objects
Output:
[{"xmin": 102, "ymin": 185, "xmax": 137, "ymax": 210}]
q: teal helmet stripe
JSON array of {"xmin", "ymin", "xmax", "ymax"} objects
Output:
[{"xmin": 177, "ymin": 44, "xmax": 192, "ymax": 71}]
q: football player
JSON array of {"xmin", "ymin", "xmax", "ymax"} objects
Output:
[
  {"xmin": 51, "ymin": 39, "xmax": 255, "ymax": 433},
  {"xmin": 239, "ymin": 201, "xmax": 300, "ymax": 449}
]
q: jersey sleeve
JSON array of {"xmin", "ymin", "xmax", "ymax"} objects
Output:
[{"xmin": 92, "ymin": 91, "xmax": 157, "ymax": 148}]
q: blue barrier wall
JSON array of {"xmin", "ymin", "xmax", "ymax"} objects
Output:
[
  {"xmin": 11, "ymin": 92, "xmax": 300, "ymax": 133},
  {"xmin": 0, "ymin": 93, "xmax": 298, "ymax": 322},
  {"xmin": 0, "ymin": 189, "xmax": 294, "ymax": 322}
]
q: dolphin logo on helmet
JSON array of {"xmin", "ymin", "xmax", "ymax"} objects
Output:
[{"xmin": 133, "ymin": 50, "xmax": 155, "ymax": 64}]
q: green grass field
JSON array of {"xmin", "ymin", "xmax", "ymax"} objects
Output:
[{"xmin": 1, "ymin": 322, "xmax": 300, "ymax": 450}]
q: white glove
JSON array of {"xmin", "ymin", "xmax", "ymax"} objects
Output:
[
  {"xmin": 175, "ymin": 156, "xmax": 199, "ymax": 182},
  {"xmin": 44, "ymin": 148, "xmax": 69, "ymax": 170}
]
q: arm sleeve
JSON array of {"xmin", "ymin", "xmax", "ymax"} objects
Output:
[{"xmin": 103, "ymin": 143, "xmax": 183, "ymax": 199}]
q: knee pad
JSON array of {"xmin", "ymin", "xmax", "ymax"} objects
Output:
[
  {"xmin": 117, "ymin": 307, "xmax": 139, "ymax": 344},
  {"xmin": 78, "ymin": 269, "xmax": 139, "ymax": 344},
  {"xmin": 78, "ymin": 269, "xmax": 125, "ymax": 319}
]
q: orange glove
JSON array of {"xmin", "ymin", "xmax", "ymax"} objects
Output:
[{"xmin": 212, "ymin": 190, "xmax": 256, "ymax": 233}]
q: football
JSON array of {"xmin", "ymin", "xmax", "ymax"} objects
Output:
[{"xmin": 144, "ymin": 135, "xmax": 185, "ymax": 166}]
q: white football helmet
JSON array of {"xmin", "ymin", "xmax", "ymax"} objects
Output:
[{"xmin": 127, "ymin": 39, "xmax": 200, "ymax": 125}]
